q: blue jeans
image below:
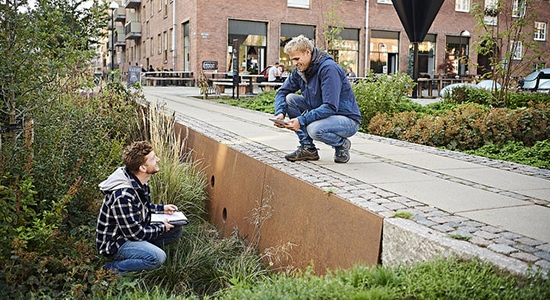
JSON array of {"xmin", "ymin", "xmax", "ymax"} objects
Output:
[
  {"xmin": 104, "ymin": 225, "xmax": 183, "ymax": 273},
  {"xmin": 286, "ymin": 94, "xmax": 359, "ymax": 147}
]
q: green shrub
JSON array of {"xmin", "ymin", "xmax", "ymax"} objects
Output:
[
  {"xmin": 368, "ymin": 102, "xmax": 550, "ymax": 150},
  {"xmin": 0, "ymin": 74, "xmax": 141, "ymax": 298},
  {"xmin": 507, "ymin": 91, "xmax": 550, "ymax": 109},
  {"xmin": 443, "ymin": 87, "xmax": 550, "ymax": 109},
  {"xmin": 443, "ymin": 86, "xmax": 498, "ymax": 107},
  {"xmin": 352, "ymin": 71, "xmax": 415, "ymax": 131},
  {"xmin": 223, "ymin": 90, "xmax": 277, "ymax": 114},
  {"xmin": 465, "ymin": 140, "xmax": 550, "ymax": 169}
]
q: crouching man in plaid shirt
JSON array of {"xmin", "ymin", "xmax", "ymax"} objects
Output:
[{"xmin": 96, "ymin": 141, "xmax": 182, "ymax": 273}]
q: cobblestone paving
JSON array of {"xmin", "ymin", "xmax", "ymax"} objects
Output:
[{"xmin": 172, "ymin": 108, "xmax": 550, "ymax": 276}]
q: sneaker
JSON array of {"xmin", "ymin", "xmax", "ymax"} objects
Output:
[
  {"xmin": 334, "ymin": 139, "xmax": 351, "ymax": 163},
  {"xmin": 285, "ymin": 145, "xmax": 319, "ymax": 162}
]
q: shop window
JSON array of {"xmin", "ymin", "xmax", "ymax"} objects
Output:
[
  {"xmin": 280, "ymin": 23, "xmax": 316, "ymax": 71},
  {"xmin": 328, "ymin": 28, "xmax": 360, "ymax": 76},
  {"xmin": 370, "ymin": 30, "xmax": 399, "ymax": 74},
  {"xmin": 408, "ymin": 34, "xmax": 436, "ymax": 75},
  {"xmin": 228, "ymin": 20, "xmax": 267, "ymax": 74},
  {"xmin": 445, "ymin": 36, "xmax": 470, "ymax": 76}
]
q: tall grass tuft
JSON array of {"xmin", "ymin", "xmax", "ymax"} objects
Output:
[
  {"xmin": 144, "ymin": 101, "xmax": 208, "ymax": 220},
  {"xmin": 138, "ymin": 223, "xmax": 268, "ymax": 297}
]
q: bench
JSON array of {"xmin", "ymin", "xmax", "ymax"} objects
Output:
[
  {"xmin": 141, "ymin": 77, "xmax": 195, "ymax": 86},
  {"xmin": 213, "ymin": 82, "xmax": 249, "ymax": 95},
  {"xmin": 259, "ymin": 81, "xmax": 283, "ymax": 91}
]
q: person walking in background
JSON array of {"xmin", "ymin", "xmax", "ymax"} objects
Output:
[
  {"xmin": 272, "ymin": 35, "xmax": 362, "ymax": 163},
  {"xmin": 96, "ymin": 141, "xmax": 182, "ymax": 273}
]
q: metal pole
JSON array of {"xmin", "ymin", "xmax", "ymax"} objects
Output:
[
  {"xmin": 412, "ymin": 42, "xmax": 419, "ymax": 98},
  {"xmin": 111, "ymin": 10, "xmax": 115, "ymax": 72}
]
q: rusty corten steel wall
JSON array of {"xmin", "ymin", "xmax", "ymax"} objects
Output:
[{"xmin": 176, "ymin": 122, "xmax": 383, "ymax": 272}]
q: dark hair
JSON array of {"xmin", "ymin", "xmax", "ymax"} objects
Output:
[{"xmin": 123, "ymin": 141, "xmax": 153, "ymax": 173}]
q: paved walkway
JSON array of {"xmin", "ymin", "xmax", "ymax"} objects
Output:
[{"xmin": 142, "ymin": 86, "xmax": 550, "ymax": 274}]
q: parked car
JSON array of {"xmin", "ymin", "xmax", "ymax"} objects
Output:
[{"xmin": 519, "ymin": 68, "xmax": 550, "ymax": 92}]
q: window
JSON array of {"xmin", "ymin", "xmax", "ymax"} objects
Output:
[
  {"xmin": 228, "ymin": 20, "xmax": 267, "ymax": 74},
  {"xmin": 151, "ymin": 0, "xmax": 154, "ymax": 16},
  {"xmin": 445, "ymin": 35, "xmax": 470, "ymax": 75},
  {"xmin": 512, "ymin": 0, "xmax": 525, "ymax": 18},
  {"xmin": 158, "ymin": 33, "xmax": 162, "ymax": 55},
  {"xmin": 182, "ymin": 22, "xmax": 190, "ymax": 71},
  {"xmin": 535, "ymin": 22, "xmax": 547, "ymax": 41},
  {"xmin": 169, "ymin": 28, "xmax": 174, "ymax": 52},
  {"xmin": 146, "ymin": 21, "xmax": 150, "ymax": 38},
  {"xmin": 163, "ymin": 31, "xmax": 168, "ymax": 63},
  {"xmin": 484, "ymin": 0, "xmax": 498, "ymax": 26},
  {"xmin": 288, "ymin": 0, "xmax": 309, "ymax": 9},
  {"xmin": 455, "ymin": 0, "xmax": 470, "ymax": 12},
  {"xmin": 408, "ymin": 34, "xmax": 436, "ymax": 75},
  {"xmin": 158, "ymin": 0, "xmax": 162, "ymax": 11},
  {"xmin": 370, "ymin": 30, "xmax": 400, "ymax": 74},
  {"xmin": 328, "ymin": 28, "xmax": 360, "ymax": 75},
  {"xmin": 377, "ymin": 0, "xmax": 392, "ymax": 3},
  {"xmin": 143, "ymin": 41, "xmax": 146, "ymax": 58},
  {"xmin": 280, "ymin": 23, "xmax": 316, "ymax": 70},
  {"xmin": 150, "ymin": 38, "xmax": 154, "ymax": 56},
  {"xmin": 511, "ymin": 41, "xmax": 522, "ymax": 60},
  {"xmin": 164, "ymin": 0, "xmax": 167, "ymax": 17}
]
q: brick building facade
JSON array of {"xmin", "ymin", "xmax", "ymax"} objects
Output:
[{"xmin": 106, "ymin": 0, "xmax": 549, "ymax": 80}]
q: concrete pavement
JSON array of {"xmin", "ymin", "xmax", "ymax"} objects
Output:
[{"xmin": 142, "ymin": 86, "xmax": 550, "ymax": 275}]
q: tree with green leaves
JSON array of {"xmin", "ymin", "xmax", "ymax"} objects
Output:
[
  {"xmin": 0, "ymin": 0, "xmax": 107, "ymax": 135},
  {"xmin": 471, "ymin": 0, "xmax": 543, "ymax": 106}
]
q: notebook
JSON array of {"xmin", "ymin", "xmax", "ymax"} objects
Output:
[{"xmin": 151, "ymin": 211, "xmax": 189, "ymax": 225}]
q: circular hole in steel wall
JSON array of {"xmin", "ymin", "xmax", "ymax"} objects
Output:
[
  {"xmin": 222, "ymin": 208, "xmax": 227, "ymax": 223},
  {"xmin": 210, "ymin": 175, "xmax": 215, "ymax": 188}
]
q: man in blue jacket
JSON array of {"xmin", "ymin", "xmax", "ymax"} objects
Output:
[{"xmin": 273, "ymin": 35, "xmax": 362, "ymax": 163}]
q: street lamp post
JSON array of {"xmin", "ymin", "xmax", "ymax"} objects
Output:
[
  {"xmin": 109, "ymin": 1, "xmax": 119, "ymax": 73},
  {"xmin": 459, "ymin": 30, "xmax": 470, "ymax": 77}
]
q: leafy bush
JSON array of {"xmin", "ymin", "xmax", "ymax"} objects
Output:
[
  {"xmin": 465, "ymin": 140, "xmax": 550, "ymax": 169},
  {"xmin": 0, "ymin": 74, "xmax": 143, "ymax": 298},
  {"xmin": 352, "ymin": 71, "xmax": 415, "ymax": 132},
  {"xmin": 443, "ymin": 86, "xmax": 498, "ymax": 107},
  {"xmin": 507, "ymin": 91, "xmax": 550, "ymax": 109},
  {"xmin": 368, "ymin": 102, "xmax": 550, "ymax": 150},
  {"xmin": 442, "ymin": 87, "xmax": 550, "ymax": 109},
  {"xmin": 222, "ymin": 91, "xmax": 277, "ymax": 114}
]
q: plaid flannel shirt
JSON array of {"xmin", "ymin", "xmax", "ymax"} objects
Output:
[{"xmin": 96, "ymin": 168, "xmax": 165, "ymax": 256}]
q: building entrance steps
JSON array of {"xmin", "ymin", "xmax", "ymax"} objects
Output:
[{"xmin": 143, "ymin": 86, "xmax": 550, "ymax": 276}]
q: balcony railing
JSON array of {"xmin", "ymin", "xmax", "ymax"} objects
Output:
[
  {"xmin": 123, "ymin": 0, "xmax": 140, "ymax": 9},
  {"xmin": 115, "ymin": 32, "xmax": 126, "ymax": 47},
  {"xmin": 125, "ymin": 21, "xmax": 141, "ymax": 40},
  {"xmin": 114, "ymin": 8, "xmax": 126, "ymax": 22}
]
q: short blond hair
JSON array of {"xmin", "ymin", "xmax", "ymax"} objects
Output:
[{"xmin": 284, "ymin": 35, "xmax": 314, "ymax": 54}]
